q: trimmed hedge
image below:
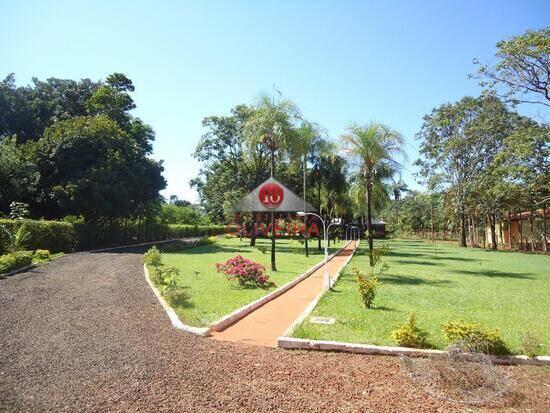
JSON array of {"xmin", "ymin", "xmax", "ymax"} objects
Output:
[
  {"xmin": 0, "ymin": 251, "xmax": 33, "ymax": 274},
  {"xmin": 167, "ymin": 224, "xmax": 229, "ymax": 238},
  {"xmin": 0, "ymin": 219, "xmax": 233, "ymax": 253},
  {"xmin": 0, "ymin": 219, "xmax": 77, "ymax": 254}
]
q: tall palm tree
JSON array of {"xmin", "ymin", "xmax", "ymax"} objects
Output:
[
  {"xmin": 341, "ymin": 121, "xmax": 405, "ymax": 265},
  {"xmin": 293, "ymin": 121, "xmax": 322, "ymax": 257},
  {"xmin": 389, "ymin": 178, "xmax": 409, "ymax": 227},
  {"xmin": 244, "ymin": 92, "xmax": 299, "ymax": 271}
]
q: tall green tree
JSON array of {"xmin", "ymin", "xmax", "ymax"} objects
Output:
[
  {"xmin": 341, "ymin": 121, "xmax": 405, "ymax": 264},
  {"xmin": 33, "ymin": 115, "xmax": 165, "ymax": 221},
  {"xmin": 244, "ymin": 92, "xmax": 300, "ymax": 271},
  {"xmin": 292, "ymin": 121, "xmax": 323, "ymax": 256},
  {"xmin": 472, "ymin": 28, "xmax": 550, "ymax": 107},
  {"xmin": 0, "ymin": 137, "xmax": 39, "ymax": 214}
]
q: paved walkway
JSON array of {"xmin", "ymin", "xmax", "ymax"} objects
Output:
[{"xmin": 211, "ymin": 240, "xmax": 358, "ymax": 347}]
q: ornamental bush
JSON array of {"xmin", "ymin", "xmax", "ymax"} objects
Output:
[
  {"xmin": 391, "ymin": 312, "xmax": 432, "ymax": 348},
  {"xmin": 521, "ymin": 331, "xmax": 543, "ymax": 359},
  {"xmin": 34, "ymin": 249, "xmax": 51, "ymax": 260},
  {"xmin": 441, "ymin": 320, "xmax": 510, "ymax": 356},
  {"xmin": 216, "ymin": 255, "xmax": 273, "ymax": 287},
  {"xmin": 354, "ymin": 268, "xmax": 380, "ymax": 308},
  {"xmin": 0, "ymin": 251, "xmax": 33, "ymax": 274},
  {"xmin": 143, "ymin": 246, "xmax": 162, "ymax": 267}
]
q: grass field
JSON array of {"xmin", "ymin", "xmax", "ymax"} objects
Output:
[
  {"xmin": 156, "ymin": 237, "xmax": 345, "ymax": 327},
  {"xmin": 293, "ymin": 239, "xmax": 550, "ymax": 354}
]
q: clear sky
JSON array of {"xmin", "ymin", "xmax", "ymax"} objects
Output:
[{"xmin": 2, "ymin": 1, "xmax": 548, "ymax": 202}]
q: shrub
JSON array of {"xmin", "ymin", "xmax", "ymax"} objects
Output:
[
  {"xmin": 205, "ymin": 236, "xmax": 218, "ymax": 244},
  {"xmin": 256, "ymin": 245, "xmax": 268, "ymax": 254},
  {"xmin": 0, "ymin": 251, "xmax": 33, "ymax": 274},
  {"xmin": 521, "ymin": 331, "xmax": 543, "ymax": 358},
  {"xmin": 216, "ymin": 255, "xmax": 273, "ymax": 287},
  {"xmin": 34, "ymin": 249, "xmax": 51, "ymax": 260},
  {"xmin": 441, "ymin": 321, "xmax": 510, "ymax": 356},
  {"xmin": 167, "ymin": 224, "xmax": 230, "ymax": 239},
  {"xmin": 143, "ymin": 246, "xmax": 162, "ymax": 267},
  {"xmin": 391, "ymin": 312, "xmax": 431, "ymax": 348},
  {"xmin": 156, "ymin": 266, "xmax": 180, "ymax": 295},
  {"xmin": 354, "ymin": 268, "xmax": 380, "ymax": 308},
  {"xmin": 0, "ymin": 219, "xmax": 76, "ymax": 254}
]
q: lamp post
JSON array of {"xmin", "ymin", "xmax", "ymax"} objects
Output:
[{"xmin": 298, "ymin": 211, "xmax": 335, "ymax": 290}]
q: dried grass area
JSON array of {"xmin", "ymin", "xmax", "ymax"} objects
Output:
[{"xmin": 400, "ymin": 349, "xmax": 512, "ymax": 406}]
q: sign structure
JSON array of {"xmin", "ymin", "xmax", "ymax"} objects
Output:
[
  {"xmin": 234, "ymin": 177, "xmax": 316, "ymax": 212},
  {"xmin": 258, "ymin": 182, "xmax": 284, "ymax": 209}
]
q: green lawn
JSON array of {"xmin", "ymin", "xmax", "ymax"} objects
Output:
[
  {"xmin": 155, "ymin": 237, "xmax": 345, "ymax": 327},
  {"xmin": 293, "ymin": 239, "xmax": 550, "ymax": 354}
]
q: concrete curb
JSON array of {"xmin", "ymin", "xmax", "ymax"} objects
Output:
[
  {"xmin": 143, "ymin": 264, "xmax": 210, "ymax": 336},
  {"xmin": 209, "ymin": 240, "xmax": 355, "ymax": 332},
  {"xmin": 280, "ymin": 240, "xmax": 360, "ymax": 338},
  {"xmin": 87, "ymin": 237, "xmax": 201, "ymax": 253},
  {"xmin": 276, "ymin": 337, "xmax": 550, "ymax": 366},
  {"xmin": 0, "ymin": 263, "xmax": 39, "ymax": 277}
]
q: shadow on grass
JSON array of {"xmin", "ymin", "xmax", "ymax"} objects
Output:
[
  {"xmin": 395, "ymin": 259, "xmax": 439, "ymax": 266},
  {"xmin": 371, "ymin": 305, "xmax": 398, "ymax": 312},
  {"xmin": 381, "ymin": 274, "xmax": 452, "ymax": 286},
  {"xmin": 450, "ymin": 268, "xmax": 533, "ymax": 279},
  {"xmin": 164, "ymin": 288, "xmax": 195, "ymax": 309}
]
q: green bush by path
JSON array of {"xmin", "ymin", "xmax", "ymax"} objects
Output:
[
  {"xmin": 0, "ymin": 219, "xmax": 76, "ymax": 254},
  {"xmin": 1, "ymin": 218, "xmax": 235, "ymax": 253},
  {"xmin": 149, "ymin": 237, "xmax": 345, "ymax": 327},
  {"xmin": 293, "ymin": 239, "xmax": 550, "ymax": 354},
  {"xmin": 0, "ymin": 251, "xmax": 33, "ymax": 274}
]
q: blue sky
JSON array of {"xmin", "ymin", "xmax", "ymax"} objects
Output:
[{"xmin": 2, "ymin": 1, "xmax": 548, "ymax": 202}]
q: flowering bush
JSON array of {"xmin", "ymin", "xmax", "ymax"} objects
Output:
[{"xmin": 216, "ymin": 255, "xmax": 273, "ymax": 287}]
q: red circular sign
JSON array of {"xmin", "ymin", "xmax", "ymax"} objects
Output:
[{"xmin": 258, "ymin": 182, "xmax": 284, "ymax": 209}]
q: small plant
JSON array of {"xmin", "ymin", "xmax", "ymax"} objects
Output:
[
  {"xmin": 0, "ymin": 251, "xmax": 33, "ymax": 274},
  {"xmin": 256, "ymin": 245, "xmax": 268, "ymax": 254},
  {"xmin": 34, "ymin": 249, "xmax": 51, "ymax": 260},
  {"xmin": 521, "ymin": 331, "xmax": 543, "ymax": 358},
  {"xmin": 0, "ymin": 223, "xmax": 30, "ymax": 253},
  {"xmin": 143, "ymin": 245, "xmax": 162, "ymax": 267},
  {"xmin": 216, "ymin": 255, "xmax": 273, "ymax": 287},
  {"xmin": 157, "ymin": 266, "xmax": 180, "ymax": 295},
  {"xmin": 391, "ymin": 312, "xmax": 431, "ymax": 348},
  {"xmin": 441, "ymin": 320, "xmax": 510, "ymax": 356},
  {"xmin": 354, "ymin": 267, "xmax": 380, "ymax": 308}
]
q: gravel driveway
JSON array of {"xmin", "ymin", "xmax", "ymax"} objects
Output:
[{"xmin": 1, "ymin": 247, "xmax": 548, "ymax": 412}]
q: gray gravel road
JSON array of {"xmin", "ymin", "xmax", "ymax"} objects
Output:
[{"xmin": 0, "ymin": 247, "xmax": 547, "ymax": 412}]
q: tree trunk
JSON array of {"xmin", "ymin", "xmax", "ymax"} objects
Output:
[
  {"xmin": 270, "ymin": 146, "xmax": 277, "ymax": 271},
  {"xmin": 430, "ymin": 198, "xmax": 435, "ymax": 243},
  {"xmin": 508, "ymin": 210, "xmax": 514, "ymax": 251},
  {"xmin": 498, "ymin": 217, "xmax": 504, "ymax": 249},
  {"xmin": 271, "ymin": 211, "xmax": 276, "ymax": 271},
  {"xmin": 318, "ymin": 180, "xmax": 322, "ymax": 251},
  {"xmin": 250, "ymin": 215, "xmax": 256, "ymax": 246},
  {"xmin": 518, "ymin": 213, "xmax": 524, "ymax": 251},
  {"xmin": 489, "ymin": 213, "xmax": 497, "ymax": 250},
  {"xmin": 365, "ymin": 167, "xmax": 374, "ymax": 266},
  {"xmin": 529, "ymin": 210, "xmax": 536, "ymax": 252},
  {"xmin": 482, "ymin": 215, "xmax": 486, "ymax": 249},
  {"xmin": 543, "ymin": 207, "xmax": 548, "ymax": 253},
  {"xmin": 303, "ymin": 154, "xmax": 309, "ymax": 257},
  {"xmin": 459, "ymin": 207, "xmax": 467, "ymax": 247}
]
